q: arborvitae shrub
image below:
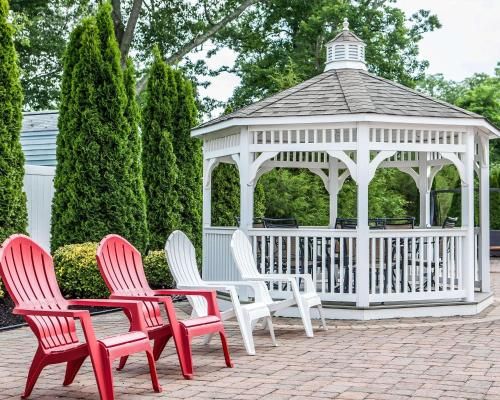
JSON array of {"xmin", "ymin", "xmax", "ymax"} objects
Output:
[
  {"xmin": 141, "ymin": 48, "xmax": 182, "ymax": 249},
  {"xmin": 51, "ymin": 4, "xmax": 148, "ymax": 252}
]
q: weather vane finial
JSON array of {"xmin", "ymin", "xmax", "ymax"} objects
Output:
[{"xmin": 343, "ymin": 18, "xmax": 349, "ymax": 31}]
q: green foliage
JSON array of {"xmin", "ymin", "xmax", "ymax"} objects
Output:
[
  {"xmin": 124, "ymin": 57, "xmax": 149, "ymax": 249},
  {"xmin": 0, "ymin": 0, "xmax": 28, "ymax": 242},
  {"xmin": 171, "ymin": 70, "xmax": 202, "ymax": 248},
  {"xmin": 490, "ymin": 164, "xmax": 500, "ymax": 230},
  {"xmin": 211, "ymin": 163, "xmax": 266, "ymax": 226},
  {"xmin": 51, "ymin": 3, "xmax": 148, "ymax": 252},
  {"xmin": 53, "ymin": 243, "xmax": 173, "ymax": 298},
  {"xmin": 219, "ymin": 0, "xmax": 440, "ymax": 109},
  {"xmin": 141, "ymin": 48, "xmax": 182, "ymax": 249},
  {"xmin": 11, "ymin": 0, "xmax": 72, "ymax": 109},
  {"xmin": 143, "ymin": 250, "xmax": 174, "ymax": 289},
  {"xmin": 260, "ymin": 169, "xmax": 330, "ymax": 226},
  {"xmin": 53, "ymin": 242, "xmax": 108, "ymax": 298},
  {"xmin": 337, "ymin": 170, "xmax": 409, "ymax": 220}
]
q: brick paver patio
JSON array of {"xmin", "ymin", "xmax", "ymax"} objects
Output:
[{"xmin": 1, "ymin": 260, "xmax": 500, "ymax": 400}]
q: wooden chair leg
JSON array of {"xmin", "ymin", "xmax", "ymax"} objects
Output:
[
  {"xmin": 145, "ymin": 350, "xmax": 162, "ymax": 393},
  {"xmin": 22, "ymin": 347, "xmax": 47, "ymax": 399},
  {"xmin": 63, "ymin": 355, "xmax": 87, "ymax": 386},
  {"xmin": 218, "ymin": 331, "xmax": 234, "ymax": 368}
]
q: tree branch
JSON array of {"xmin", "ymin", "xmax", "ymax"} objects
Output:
[
  {"xmin": 111, "ymin": 0, "xmax": 124, "ymax": 45},
  {"xmin": 136, "ymin": 0, "xmax": 262, "ymax": 93},
  {"xmin": 120, "ymin": 0, "xmax": 143, "ymax": 62}
]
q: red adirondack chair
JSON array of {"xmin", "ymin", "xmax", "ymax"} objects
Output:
[
  {"xmin": 0, "ymin": 234, "xmax": 161, "ymax": 400},
  {"xmin": 96, "ymin": 234, "xmax": 233, "ymax": 379}
]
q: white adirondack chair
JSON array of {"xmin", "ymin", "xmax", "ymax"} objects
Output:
[
  {"xmin": 165, "ymin": 231, "xmax": 277, "ymax": 356},
  {"xmin": 230, "ymin": 229, "xmax": 326, "ymax": 337}
]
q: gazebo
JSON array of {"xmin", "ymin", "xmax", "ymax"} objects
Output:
[{"xmin": 192, "ymin": 20, "xmax": 500, "ymax": 319}]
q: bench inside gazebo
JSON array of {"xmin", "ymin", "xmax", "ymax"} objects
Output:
[{"xmin": 192, "ymin": 20, "xmax": 500, "ymax": 319}]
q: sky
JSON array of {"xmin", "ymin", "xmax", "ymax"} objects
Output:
[{"xmin": 193, "ymin": 0, "xmax": 500, "ymax": 113}]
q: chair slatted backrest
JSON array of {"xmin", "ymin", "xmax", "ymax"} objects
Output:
[
  {"xmin": 97, "ymin": 235, "xmax": 163, "ymax": 328},
  {"xmin": 263, "ymin": 218, "xmax": 299, "ymax": 229},
  {"xmin": 384, "ymin": 217, "xmax": 415, "ymax": 230},
  {"xmin": 230, "ymin": 230, "xmax": 273, "ymax": 303},
  {"xmin": 442, "ymin": 216, "xmax": 458, "ymax": 228},
  {"xmin": 0, "ymin": 235, "xmax": 79, "ymax": 350},
  {"xmin": 165, "ymin": 231, "xmax": 208, "ymax": 316}
]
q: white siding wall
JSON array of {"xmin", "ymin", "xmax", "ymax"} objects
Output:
[{"xmin": 24, "ymin": 165, "xmax": 55, "ymax": 251}]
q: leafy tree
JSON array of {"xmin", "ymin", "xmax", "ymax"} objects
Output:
[
  {"xmin": 216, "ymin": 0, "xmax": 440, "ymax": 108},
  {"xmin": 10, "ymin": 0, "xmax": 70, "ymax": 110},
  {"xmin": 490, "ymin": 164, "xmax": 500, "ymax": 230},
  {"xmin": 141, "ymin": 48, "xmax": 182, "ymax": 249},
  {"xmin": 11, "ymin": 0, "xmax": 262, "ymax": 108},
  {"xmin": 0, "ymin": 0, "xmax": 27, "ymax": 241},
  {"xmin": 172, "ymin": 70, "xmax": 202, "ymax": 247},
  {"xmin": 51, "ymin": 3, "xmax": 148, "ymax": 252}
]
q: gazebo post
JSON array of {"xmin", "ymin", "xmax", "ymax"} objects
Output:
[
  {"xmin": 479, "ymin": 135, "xmax": 490, "ymax": 292},
  {"xmin": 463, "ymin": 129, "xmax": 476, "ymax": 302},
  {"xmin": 239, "ymin": 127, "xmax": 254, "ymax": 231},
  {"xmin": 418, "ymin": 153, "xmax": 430, "ymax": 227},
  {"xmin": 356, "ymin": 123, "xmax": 370, "ymax": 307},
  {"xmin": 328, "ymin": 157, "xmax": 339, "ymax": 227},
  {"xmin": 202, "ymin": 158, "xmax": 213, "ymax": 228}
]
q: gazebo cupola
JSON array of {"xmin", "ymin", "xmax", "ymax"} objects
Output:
[{"xmin": 325, "ymin": 18, "xmax": 366, "ymax": 71}]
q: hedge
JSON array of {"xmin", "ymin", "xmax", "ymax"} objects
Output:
[{"xmin": 53, "ymin": 242, "xmax": 174, "ymax": 299}]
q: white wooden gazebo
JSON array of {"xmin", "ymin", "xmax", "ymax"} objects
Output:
[{"xmin": 192, "ymin": 20, "xmax": 500, "ymax": 319}]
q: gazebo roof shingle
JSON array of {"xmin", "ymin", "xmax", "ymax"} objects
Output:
[{"xmin": 197, "ymin": 69, "xmax": 481, "ymax": 129}]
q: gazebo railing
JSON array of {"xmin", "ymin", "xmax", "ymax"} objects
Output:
[
  {"xmin": 368, "ymin": 229, "xmax": 466, "ymax": 302},
  {"xmin": 202, "ymin": 226, "xmax": 474, "ymax": 304}
]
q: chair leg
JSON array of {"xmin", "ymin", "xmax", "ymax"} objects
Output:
[
  {"xmin": 116, "ymin": 356, "xmax": 128, "ymax": 371},
  {"xmin": 239, "ymin": 318, "xmax": 256, "ymax": 356},
  {"xmin": 295, "ymin": 297, "xmax": 314, "ymax": 338},
  {"xmin": 218, "ymin": 331, "xmax": 234, "ymax": 368},
  {"xmin": 153, "ymin": 334, "xmax": 171, "ymax": 361},
  {"xmin": 265, "ymin": 316, "xmax": 278, "ymax": 347},
  {"xmin": 145, "ymin": 350, "xmax": 162, "ymax": 393},
  {"xmin": 95, "ymin": 353, "xmax": 115, "ymax": 400},
  {"xmin": 63, "ymin": 355, "xmax": 87, "ymax": 386},
  {"xmin": 22, "ymin": 347, "xmax": 47, "ymax": 399},
  {"xmin": 178, "ymin": 335, "xmax": 194, "ymax": 380},
  {"xmin": 317, "ymin": 305, "xmax": 327, "ymax": 330}
]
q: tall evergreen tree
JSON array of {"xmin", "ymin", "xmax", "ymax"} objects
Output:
[
  {"xmin": 0, "ymin": 0, "xmax": 27, "ymax": 241},
  {"xmin": 51, "ymin": 3, "xmax": 148, "ymax": 252},
  {"xmin": 142, "ymin": 48, "xmax": 182, "ymax": 249},
  {"xmin": 124, "ymin": 57, "xmax": 149, "ymax": 248},
  {"xmin": 172, "ymin": 71, "xmax": 202, "ymax": 248}
]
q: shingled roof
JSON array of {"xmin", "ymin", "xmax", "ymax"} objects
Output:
[{"xmin": 196, "ymin": 69, "xmax": 482, "ymax": 130}]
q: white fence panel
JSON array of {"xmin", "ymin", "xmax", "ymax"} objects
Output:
[{"xmin": 23, "ymin": 165, "xmax": 55, "ymax": 251}]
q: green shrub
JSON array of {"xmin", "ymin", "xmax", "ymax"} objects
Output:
[
  {"xmin": 143, "ymin": 250, "xmax": 174, "ymax": 289},
  {"xmin": 53, "ymin": 243, "xmax": 174, "ymax": 297},
  {"xmin": 53, "ymin": 242, "xmax": 108, "ymax": 299}
]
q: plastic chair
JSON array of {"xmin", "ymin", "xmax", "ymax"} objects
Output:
[
  {"xmin": 231, "ymin": 229, "xmax": 326, "ymax": 337},
  {"xmin": 96, "ymin": 234, "xmax": 232, "ymax": 380},
  {"xmin": 0, "ymin": 234, "xmax": 161, "ymax": 400},
  {"xmin": 165, "ymin": 231, "xmax": 277, "ymax": 355}
]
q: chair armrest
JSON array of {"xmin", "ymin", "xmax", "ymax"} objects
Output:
[
  {"xmin": 13, "ymin": 307, "xmax": 89, "ymax": 319},
  {"xmin": 244, "ymin": 274, "xmax": 316, "ymax": 293},
  {"xmin": 153, "ymin": 289, "xmax": 220, "ymax": 317},
  {"xmin": 68, "ymin": 299, "xmax": 147, "ymax": 332}
]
